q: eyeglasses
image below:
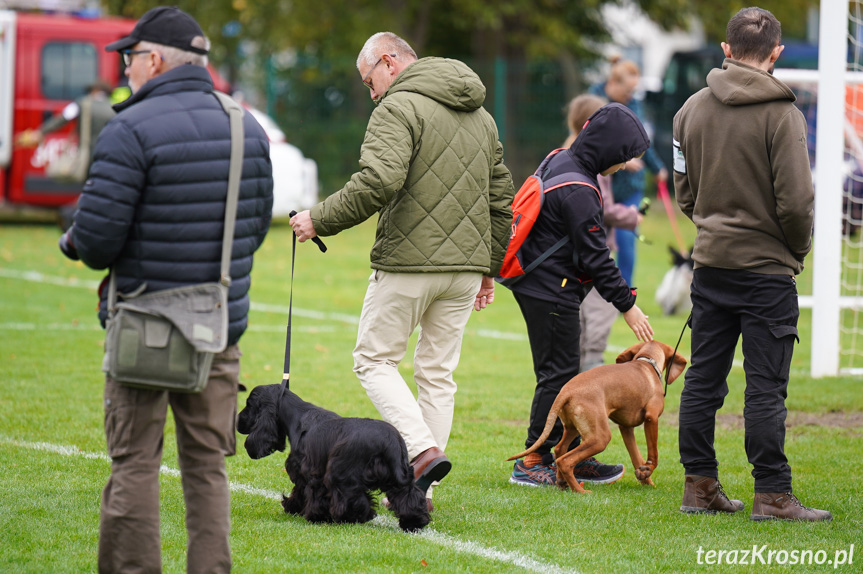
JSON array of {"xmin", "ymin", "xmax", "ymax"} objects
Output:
[
  {"xmin": 121, "ymin": 49, "xmax": 152, "ymax": 67},
  {"xmin": 361, "ymin": 54, "xmax": 395, "ymax": 89}
]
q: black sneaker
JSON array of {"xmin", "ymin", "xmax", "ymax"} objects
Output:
[{"xmin": 572, "ymin": 456, "xmax": 625, "ymax": 484}]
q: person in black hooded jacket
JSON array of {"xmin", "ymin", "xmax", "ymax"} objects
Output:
[{"xmin": 507, "ymin": 102, "xmax": 654, "ymax": 488}]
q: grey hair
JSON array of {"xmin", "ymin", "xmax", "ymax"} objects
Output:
[
  {"xmin": 139, "ymin": 39, "xmax": 209, "ymax": 70},
  {"xmin": 356, "ymin": 32, "xmax": 417, "ymax": 70}
]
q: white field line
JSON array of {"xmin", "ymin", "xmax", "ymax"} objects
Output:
[
  {"xmin": 0, "ymin": 435, "xmax": 576, "ymax": 574},
  {"xmin": 0, "ymin": 322, "xmax": 336, "ymax": 334},
  {"xmin": 0, "ymin": 267, "xmax": 526, "ymax": 341},
  {"xmin": 0, "ymin": 266, "xmax": 756, "ymax": 368},
  {"xmin": 0, "ymin": 268, "xmax": 101, "ymax": 288}
]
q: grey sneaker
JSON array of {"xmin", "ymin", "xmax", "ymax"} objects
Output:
[{"xmin": 510, "ymin": 458, "xmax": 557, "ymax": 487}]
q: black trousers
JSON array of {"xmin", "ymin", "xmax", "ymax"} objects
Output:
[
  {"xmin": 513, "ymin": 290, "xmax": 582, "ymax": 463},
  {"xmin": 679, "ymin": 267, "xmax": 798, "ymax": 492}
]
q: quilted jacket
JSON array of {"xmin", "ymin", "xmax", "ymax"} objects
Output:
[
  {"xmin": 72, "ymin": 65, "xmax": 274, "ymax": 346},
  {"xmin": 310, "ymin": 57, "xmax": 514, "ymax": 275}
]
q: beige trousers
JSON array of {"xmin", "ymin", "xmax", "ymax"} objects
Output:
[
  {"xmin": 353, "ymin": 270, "xmax": 481, "ymax": 463},
  {"xmin": 579, "ymin": 288, "xmax": 620, "ymax": 371},
  {"xmin": 98, "ymin": 345, "xmax": 240, "ymax": 574}
]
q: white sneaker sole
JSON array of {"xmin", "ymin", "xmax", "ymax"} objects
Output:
[
  {"xmin": 575, "ymin": 467, "xmax": 625, "ymax": 485},
  {"xmin": 509, "ymin": 476, "xmax": 552, "ymax": 487}
]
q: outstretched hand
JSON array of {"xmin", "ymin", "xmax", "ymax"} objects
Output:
[
  {"xmin": 15, "ymin": 129, "xmax": 42, "ymax": 148},
  {"xmin": 623, "ymin": 304, "xmax": 653, "ymax": 342}
]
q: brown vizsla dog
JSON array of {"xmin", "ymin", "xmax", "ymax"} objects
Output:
[{"xmin": 508, "ymin": 341, "xmax": 687, "ymax": 493}]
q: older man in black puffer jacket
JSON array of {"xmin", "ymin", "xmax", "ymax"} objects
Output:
[{"xmin": 58, "ymin": 7, "xmax": 273, "ymax": 573}]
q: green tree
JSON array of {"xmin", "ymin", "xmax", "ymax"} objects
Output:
[
  {"xmin": 101, "ymin": 0, "xmax": 817, "ymax": 189},
  {"xmin": 689, "ymin": 0, "xmax": 815, "ymax": 43},
  {"xmin": 103, "ymin": 1, "xmax": 816, "ymax": 76},
  {"xmin": 103, "ymin": 0, "xmax": 694, "ymax": 73}
]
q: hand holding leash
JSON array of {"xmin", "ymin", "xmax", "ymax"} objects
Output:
[
  {"xmin": 632, "ymin": 199, "xmax": 651, "ymax": 245},
  {"xmin": 289, "ymin": 210, "xmax": 327, "ymax": 252},
  {"xmin": 638, "ymin": 196, "xmax": 652, "ymax": 216}
]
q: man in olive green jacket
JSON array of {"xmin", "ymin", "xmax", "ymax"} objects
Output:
[
  {"xmin": 291, "ymin": 32, "xmax": 514, "ymax": 508},
  {"xmin": 673, "ymin": 7, "xmax": 829, "ymax": 522}
]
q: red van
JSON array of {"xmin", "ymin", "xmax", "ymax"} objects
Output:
[
  {"xmin": 0, "ymin": 10, "xmax": 137, "ymax": 211},
  {"xmin": 0, "ymin": 9, "xmax": 317, "ymax": 221}
]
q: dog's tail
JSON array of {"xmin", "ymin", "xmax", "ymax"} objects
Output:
[{"xmin": 506, "ymin": 396, "xmax": 565, "ymax": 461}]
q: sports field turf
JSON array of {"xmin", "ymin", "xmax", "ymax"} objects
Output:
[{"xmin": 1, "ymin": 208, "xmax": 860, "ymax": 573}]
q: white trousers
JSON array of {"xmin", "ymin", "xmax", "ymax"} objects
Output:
[{"xmin": 353, "ymin": 269, "xmax": 481, "ymax": 462}]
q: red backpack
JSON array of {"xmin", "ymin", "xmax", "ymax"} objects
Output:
[{"xmin": 497, "ymin": 148, "xmax": 600, "ymax": 287}]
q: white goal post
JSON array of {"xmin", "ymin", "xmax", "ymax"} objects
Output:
[{"xmin": 774, "ymin": 1, "xmax": 858, "ymax": 377}]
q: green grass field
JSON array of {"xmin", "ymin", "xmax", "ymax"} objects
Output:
[{"xmin": 1, "ymin": 207, "xmax": 860, "ymax": 573}]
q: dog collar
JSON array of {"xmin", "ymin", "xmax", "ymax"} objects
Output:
[{"xmin": 636, "ymin": 356, "xmax": 663, "ymax": 381}]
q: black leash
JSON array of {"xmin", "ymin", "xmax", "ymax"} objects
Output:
[
  {"xmin": 665, "ymin": 312, "xmax": 692, "ymax": 397},
  {"xmin": 278, "ymin": 211, "xmax": 327, "ymax": 401}
]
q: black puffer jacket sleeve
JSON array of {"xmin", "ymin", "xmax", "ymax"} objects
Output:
[{"xmin": 75, "ymin": 119, "xmax": 147, "ymax": 270}]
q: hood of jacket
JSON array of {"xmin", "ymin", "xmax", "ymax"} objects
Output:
[
  {"xmin": 383, "ymin": 57, "xmax": 485, "ymax": 112},
  {"xmin": 568, "ymin": 102, "xmax": 650, "ymax": 175},
  {"xmin": 706, "ymin": 58, "xmax": 797, "ymax": 106}
]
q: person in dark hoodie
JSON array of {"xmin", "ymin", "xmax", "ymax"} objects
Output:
[
  {"xmin": 290, "ymin": 32, "xmax": 514, "ymax": 510},
  {"xmin": 506, "ymin": 102, "xmax": 654, "ymax": 487},
  {"xmin": 674, "ymin": 7, "xmax": 828, "ymax": 521}
]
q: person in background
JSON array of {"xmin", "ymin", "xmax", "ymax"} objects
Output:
[
  {"xmin": 289, "ymin": 32, "xmax": 514, "ymax": 510},
  {"xmin": 674, "ymin": 6, "xmax": 829, "ymax": 521},
  {"xmin": 589, "ymin": 59, "xmax": 667, "ymax": 286},
  {"xmin": 15, "ymin": 79, "xmax": 115, "ymax": 160},
  {"xmin": 16, "ymin": 79, "xmax": 116, "ymax": 229},
  {"xmin": 57, "ymin": 6, "xmax": 274, "ymax": 571},
  {"xmin": 15, "ymin": 80, "xmax": 115, "ymax": 231},
  {"xmin": 506, "ymin": 103, "xmax": 653, "ymax": 488},
  {"xmin": 563, "ymin": 94, "xmax": 643, "ymax": 372}
]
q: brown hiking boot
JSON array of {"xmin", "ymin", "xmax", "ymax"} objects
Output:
[
  {"xmin": 751, "ymin": 492, "xmax": 833, "ymax": 522},
  {"xmin": 410, "ymin": 446, "xmax": 451, "ymax": 494},
  {"xmin": 680, "ymin": 475, "xmax": 745, "ymax": 514}
]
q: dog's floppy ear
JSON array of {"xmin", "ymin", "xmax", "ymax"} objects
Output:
[
  {"xmin": 616, "ymin": 342, "xmax": 646, "ymax": 363},
  {"xmin": 665, "ymin": 350, "xmax": 688, "ymax": 384},
  {"xmin": 240, "ymin": 386, "xmax": 286, "ymax": 459}
]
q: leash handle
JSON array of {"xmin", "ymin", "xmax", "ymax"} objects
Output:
[
  {"xmin": 310, "ymin": 236, "xmax": 327, "ymax": 253},
  {"xmin": 664, "ymin": 312, "xmax": 692, "ymax": 396},
  {"xmin": 289, "ymin": 209, "xmax": 328, "ymax": 253}
]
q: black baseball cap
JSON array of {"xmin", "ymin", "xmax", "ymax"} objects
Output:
[{"xmin": 106, "ymin": 6, "xmax": 209, "ymax": 55}]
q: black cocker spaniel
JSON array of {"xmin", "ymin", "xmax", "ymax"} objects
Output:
[{"xmin": 237, "ymin": 384, "xmax": 430, "ymax": 532}]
